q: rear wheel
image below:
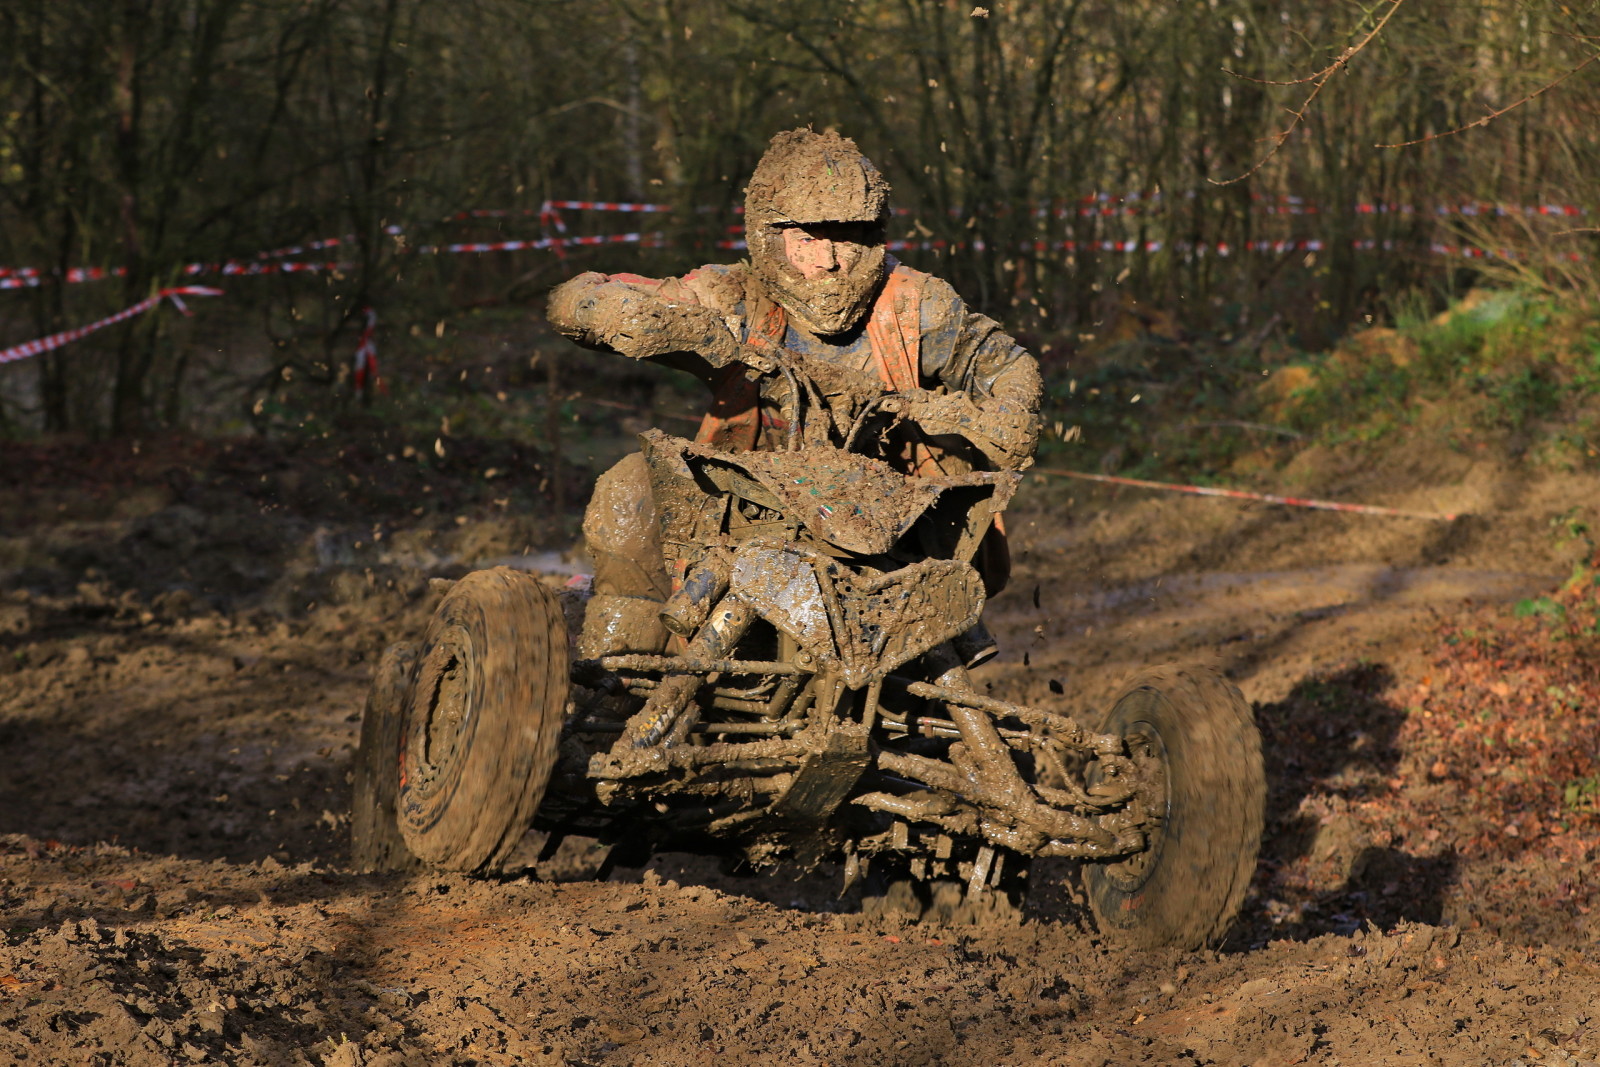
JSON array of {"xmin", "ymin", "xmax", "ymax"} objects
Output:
[
  {"xmin": 1083, "ymin": 664, "xmax": 1264, "ymax": 949},
  {"xmin": 396, "ymin": 567, "xmax": 570, "ymax": 873}
]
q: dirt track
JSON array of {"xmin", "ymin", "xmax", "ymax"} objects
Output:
[{"xmin": 2, "ymin": 433, "xmax": 1598, "ymax": 1066}]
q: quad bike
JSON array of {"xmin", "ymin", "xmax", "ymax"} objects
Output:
[{"xmin": 352, "ymin": 347, "xmax": 1266, "ymax": 950}]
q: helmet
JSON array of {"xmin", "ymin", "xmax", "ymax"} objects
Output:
[{"xmin": 744, "ymin": 128, "xmax": 891, "ymax": 335}]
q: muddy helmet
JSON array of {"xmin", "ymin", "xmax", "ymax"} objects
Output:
[{"xmin": 744, "ymin": 128, "xmax": 891, "ymax": 335}]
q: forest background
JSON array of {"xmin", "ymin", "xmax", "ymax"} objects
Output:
[{"xmin": 1, "ymin": 0, "xmax": 1598, "ymax": 446}]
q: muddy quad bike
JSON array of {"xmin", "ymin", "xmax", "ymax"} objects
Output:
[{"xmin": 353, "ymin": 347, "xmax": 1266, "ymax": 950}]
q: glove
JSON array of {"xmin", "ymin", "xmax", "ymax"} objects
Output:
[
  {"xmin": 898, "ymin": 389, "xmax": 1036, "ymax": 470},
  {"xmin": 545, "ymin": 272, "xmax": 608, "ymax": 340}
]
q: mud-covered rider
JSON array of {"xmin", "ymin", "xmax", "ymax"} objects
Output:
[{"xmin": 547, "ymin": 128, "xmax": 1043, "ymax": 662}]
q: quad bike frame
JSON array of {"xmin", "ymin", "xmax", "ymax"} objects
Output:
[{"xmin": 355, "ymin": 351, "xmax": 1266, "ymax": 949}]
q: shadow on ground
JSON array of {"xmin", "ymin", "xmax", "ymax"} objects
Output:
[{"xmin": 1237, "ymin": 662, "xmax": 1458, "ymax": 945}]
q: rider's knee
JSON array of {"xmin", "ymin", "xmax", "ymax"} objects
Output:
[{"xmin": 582, "ymin": 452, "xmax": 669, "ymax": 601}]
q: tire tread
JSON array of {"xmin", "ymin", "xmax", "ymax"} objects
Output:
[{"xmin": 1084, "ymin": 663, "xmax": 1265, "ymax": 949}]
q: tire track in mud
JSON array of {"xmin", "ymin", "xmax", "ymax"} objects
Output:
[
  {"xmin": 5, "ymin": 841, "xmax": 1597, "ymax": 1066},
  {"xmin": 990, "ymin": 560, "xmax": 1554, "ymax": 710}
]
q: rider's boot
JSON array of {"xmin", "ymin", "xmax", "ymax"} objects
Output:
[
  {"xmin": 577, "ymin": 593, "xmax": 669, "ymax": 659},
  {"xmin": 577, "ymin": 452, "xmax": 671, "ymax": 660}
]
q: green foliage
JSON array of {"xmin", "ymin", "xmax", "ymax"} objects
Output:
[
  {"xmin": 1514, "ymin": 596, "xmax": 1566, "ymax": 624},
  {"xmin": 1551, "ymin": 509, "xmax": 1595, "ymax": 554},
  {"xmin": 1274, "ymin": 291, "xmax": 1600, "ymax": 459},
  {"xmin": 1563, "ymin": 776, "xmax": 1600, "ymax": 814},
  {"xmin": 1507, "ymin": 550, "xmax": 1600, "ymax": 641},
  {"xmin": 1030, "ymin": 285, "xmax": 1599, "ymax": 522}
]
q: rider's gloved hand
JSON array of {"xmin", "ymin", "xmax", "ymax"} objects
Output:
[
  {"xmin": 895, "ymin": 388, "xmax": 1035, "ymax": 471},
  {"xmin": 546, "ymin": 271, "xmax": 608, "ymax": 341}
]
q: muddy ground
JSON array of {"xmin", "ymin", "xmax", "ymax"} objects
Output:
[{"xmin": 1, "ymin": 419, "xmax": 1597, "ymax": 1066}]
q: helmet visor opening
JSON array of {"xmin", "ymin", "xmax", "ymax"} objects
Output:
[{"xmin": 776, "ymin": 220, "xmax": 884, "ymax": 246}]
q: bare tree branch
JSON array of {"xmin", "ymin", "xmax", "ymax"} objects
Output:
[
  {"xmin": 1376, "ymin": 49, "xmax": 1600, "ymax": 148},
  {"xmin": 1211, "ymin": 0, "xmax": 1406, "ymax": 186}
]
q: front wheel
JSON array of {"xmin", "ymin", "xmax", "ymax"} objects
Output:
[
  {"xmin": 1083, "ymin": 664, "xmax": 1264, "ymax": 949},
  {"xmin": 396, "ymin": 567, "xmax": 570, "ymax": 873},
  {"xmin": 350, "ymin": 642, "xmax": 419, "ymax": 873}
]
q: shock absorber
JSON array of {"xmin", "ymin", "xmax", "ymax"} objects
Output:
[
  {"xmin": 658, "ymin": 552, "xmax": 732, "ymax": 638},
  {"xmin": 631, "ymin": 595, "xmax": 756, "ymax": 748}
]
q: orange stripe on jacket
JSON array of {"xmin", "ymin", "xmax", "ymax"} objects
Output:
[
  {"xmin": 691, "ymin": 267, "xmax": 1009, "ymax": 593},
  {"xmin": 696, "ymin": 269, "xmax": 926, "ymax": 452}
]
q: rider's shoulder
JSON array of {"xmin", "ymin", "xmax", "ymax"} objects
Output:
[{"xmin": 887, "ymin": 262, "xmax": 962, "ymax": 311}]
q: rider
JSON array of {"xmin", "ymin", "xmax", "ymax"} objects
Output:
[{"xmin": 547, "ymin": 127, "xmax": 1042, "ymax": 660}]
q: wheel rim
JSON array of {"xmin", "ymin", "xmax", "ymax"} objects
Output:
[
  {"xmin": 1088, "ymin": 684, "xmax": 1177, "ymax": 895},
  {"xmin": 1099, "ymin": 709, "xmax": 1172, "ymax": 893},
  {"xmin": 412, "ymin": 626, "xmax": 474, "ymax": 785}
]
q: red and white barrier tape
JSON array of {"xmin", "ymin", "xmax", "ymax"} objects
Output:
[
  {"xmin": 0, "ymin": 267, "xmax": 42, "ymax": 287},
  {"xmin": 2, "ymin": 265, "xmax": 127, "ymax": 290},
  {"xmin": 197, "ymin": 259, "xmax": 352, "ymax": 278},
  {"xmin": 544, "ymin": 199, "xmax": 670, "ymax": 214},
  {"xmin": 3, "ymin": 227, "xmax": 1583, "ymax": 298},
  {"xmin": 2, "ymin": 257, "xmax": 357, "ymax": 291},
  {"xmin": 352, "ymin": 306, "xmax": 381, "ymax": 394},
  {"xmin": 250, "ymin": 236, "xmax": 344, "ymax": 261},
  {"xmin": 482, "ymin": 195, "xmax": 1591, "ymax": 218},
  {"xmin": 0, "ymin": 286, "xmax": 222, "ymax": 366},
  {"xmin": 707, "ymin": 236, "xmax": 1585, "ymax": 261},
  {"xmin": 458, "ymin": 200, "xmax": 670, "ymax": 216},
  {"xmin": 1032, "ymin": 467, "xmax": 1459, "ymax": 522},
  {"xmin": 248, "ymin": 225, "xmax": 401, "ymax": 261},
  {"xmin": 0, "ymin": 237, "xmax": 581, "ymax": 290},
  {"xmin": 412, "ymin": 232, "xmax": 655, "ymax": 255},
  {"xmin": 7, "ymin": 191, "xmax": 1592, "ymax": 292},
  {"xmin": 453, "ymin": 203, "xmax": 575, "ymax": 256},
  {"xmin": 0, "ymin": 233, "xmax": 660, "ymax": 367},
  {"xmin": 6, "ymin": 190, "xmax": 1590, "ymax": 291},
  {"xmin": 0, "ymin": 226, "xmax": 403, "ymax": 290}
]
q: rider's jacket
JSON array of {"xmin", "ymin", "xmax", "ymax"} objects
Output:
[
  {"xmin": 548, "ymin": 257, "xmax": 1042, "ymax": 593},
  {"xmin": 550, "ymin": 258, "xmax": 1040, "ymax": 465}
]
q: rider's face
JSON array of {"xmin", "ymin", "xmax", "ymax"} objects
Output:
[{"xmin": 781, "ymin": 223, "xmax": 874, "ymax": 281}]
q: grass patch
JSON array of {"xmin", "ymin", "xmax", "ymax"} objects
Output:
[
  {"xmin": 1036, "ymin": 287, "xmax": 1600, "ymax": 484},
  {"xmin": 1277, "ymin": 290, "xmax": 1600, "ymax": 459}
]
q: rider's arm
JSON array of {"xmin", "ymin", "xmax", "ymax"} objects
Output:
[
  {"xmin": 910, "ymin": 279, "xmax": 1044, "ymax": 471},
  {"xmin": 948, "ymin": 315, "xmax": 1043, "ymax": 471},
  {"xmin": 546, "ymin": 270, "xmax": 742, "ymax": 380}
]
